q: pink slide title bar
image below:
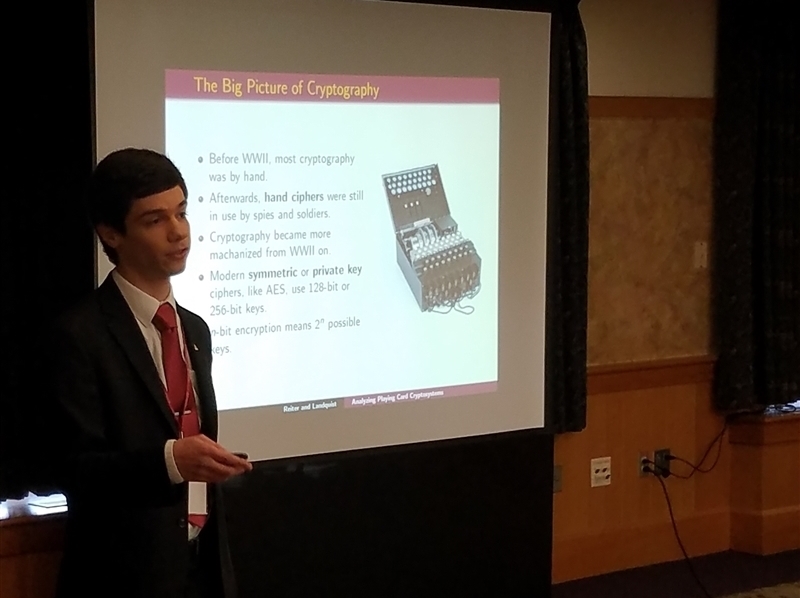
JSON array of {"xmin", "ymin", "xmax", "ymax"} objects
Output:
[{"xmin": 166, "ymin": 69, "xmax": 499, "ymax": 103}]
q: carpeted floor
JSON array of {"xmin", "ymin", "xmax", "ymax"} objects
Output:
[{"xmin": 725, "ymin": 582, "xmax": 800, "ymax": 598}]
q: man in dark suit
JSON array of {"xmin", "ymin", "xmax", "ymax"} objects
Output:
[{"xmin": 49, "ymin": 148, "xmax": 252, "ymax": 598}]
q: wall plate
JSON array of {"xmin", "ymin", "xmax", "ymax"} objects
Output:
[{"xmin": 591, "ymin": 456, "xmax": 611, "ymax": 487}]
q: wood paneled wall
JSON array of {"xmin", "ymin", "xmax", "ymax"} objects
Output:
[
  {"xmin": 553, "ymin": 356, "xmax": 730, "ymax": 583},
  {"xmin": 0, "ymin": 518, "xmax": 64, "ymax": 598},
  {"xmin": 730, "ymin": 415, "xmax": 800, "ymax": 555},
  {"xmin": 552, "ymin": 96, "xmax": 731, "ymax": 583}
]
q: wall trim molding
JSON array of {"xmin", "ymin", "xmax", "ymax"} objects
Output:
[
  {"xmin": 588, "ymin": 96, "xmax": 715, "ymax": 119},
  {"xmin": 729, "ymin": 413, "xmax": 800, "ymax": 445},
  {"xmin": 552, "ymin": 509, "xmax": 730, "ymax": 583},
  {"xmin": 587, "ymin": 355, "xmax": 715, "ymax": 395},
  {"xmin": 731, "ymin": 506, "xmax": 800, "ymax": 555}
]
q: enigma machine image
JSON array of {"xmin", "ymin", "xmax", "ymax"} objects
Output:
[{"xmin": 382, "ymin": 164, "xmax": 481, "ymax": 313}]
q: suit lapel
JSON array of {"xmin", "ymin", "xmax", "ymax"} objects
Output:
[
  {"xmin": 179, "ymin": 308, "xmax": 218, "ymax": 440},
  {"xmin": 97, "ymin": 277, "xmax": 180, "ymax": 437}
]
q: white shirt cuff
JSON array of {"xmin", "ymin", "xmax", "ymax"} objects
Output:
[{"xmin": 164, "ymin": 439, "xmax": 185, "ymax": 484}]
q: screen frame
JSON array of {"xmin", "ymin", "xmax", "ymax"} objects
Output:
[{"xmin": 88, "ymin": 0, "xmax": 563, "ymax": 464}]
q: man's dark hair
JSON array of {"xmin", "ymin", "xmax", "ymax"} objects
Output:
[{"xmin": 88, "ymin": 148, "xmax": 188, "ymax": 264}]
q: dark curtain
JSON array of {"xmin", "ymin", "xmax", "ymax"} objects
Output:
[
  {"xmin": 0, "ymin": 1, "xmax": 95, "ymax": 500},
  {"xmin": 712, "ymin": 1, "xmax": 800, "ymax": 412},
  {"xmin": 549, "ymin": 0, "xmax": 590, "ymax": 433}
]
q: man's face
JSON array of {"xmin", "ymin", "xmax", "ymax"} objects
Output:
[{"xmin": 99, "ymin": 185, "xmax": 191, "ymax": 280}]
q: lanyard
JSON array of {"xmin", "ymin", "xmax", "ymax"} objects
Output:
[
  {"xmin": 176, "ymin": 332, "xmax": 194, "ymax": 437},
  {"xmin": 161, "ymin": 325, "xmax": 195, "ymax": 437}
]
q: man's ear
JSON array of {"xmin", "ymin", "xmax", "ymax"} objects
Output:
[{"xmin": 96, "ymin": 223, "xmax": 123, "ymax": 250}]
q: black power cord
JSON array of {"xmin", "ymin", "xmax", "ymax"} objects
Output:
[
  {"xmin": 666, "ymin": 422, "xmax": 729, "ymax": 477},
  {"xmin": 642, "ymin": 462, "xmax": 714, "ymax": 598}
]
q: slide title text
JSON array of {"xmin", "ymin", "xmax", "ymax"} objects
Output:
[{"xmin": 193, "ymin": 75, "xmax": 381, "ymax": 100}]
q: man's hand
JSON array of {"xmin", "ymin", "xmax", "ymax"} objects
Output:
[{"xmin": 173, "ymin": 435, "xmax": 253, "ymax": 483}]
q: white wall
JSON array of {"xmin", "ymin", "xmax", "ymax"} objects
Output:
[{"xmin": 580, "ymin": 0, "xmax": 717, "ymax": 98}]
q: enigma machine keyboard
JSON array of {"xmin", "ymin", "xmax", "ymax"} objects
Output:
[{"xmin": 382, "ymin": 164, "xmax": 481, "ymax": 312}]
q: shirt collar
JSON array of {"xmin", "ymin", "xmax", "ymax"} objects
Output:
[{"xmin": 111, "ymin": 269, "xmax": 177, "ymax": 328}]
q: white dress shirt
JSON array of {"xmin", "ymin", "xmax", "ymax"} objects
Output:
[{"xmin": 112, "ymin": 270, "xmax": 204, "ymax": 539}]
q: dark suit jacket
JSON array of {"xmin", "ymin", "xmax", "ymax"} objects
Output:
[{"xmin": 49, "ymin": 276, "xmax": 237, "ymax": 598}]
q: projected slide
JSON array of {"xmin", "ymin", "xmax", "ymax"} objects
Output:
[{"xmin": 166, "ymin": 69, "xmax": 500, "ymax": 413}]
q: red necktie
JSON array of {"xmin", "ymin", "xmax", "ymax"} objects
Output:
[{"xmin": 153, "ymin": 303, "xmax": 206, "ymax": 529}]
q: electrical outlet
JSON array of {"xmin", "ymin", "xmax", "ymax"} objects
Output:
[
  {"xmin": 590, "ymin": 457, "xmax": 611, "ymax": 487},
  {"xmin": 654, "ymin": 448, "xmax": 671, "ymax": 476},
  {"xmin": 553, "ymin": 465, "xmax": 563, "ymax": 493},
  {"xmin": 638, "ymin": 452, "xmax": 652, "ymax": 477}
]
